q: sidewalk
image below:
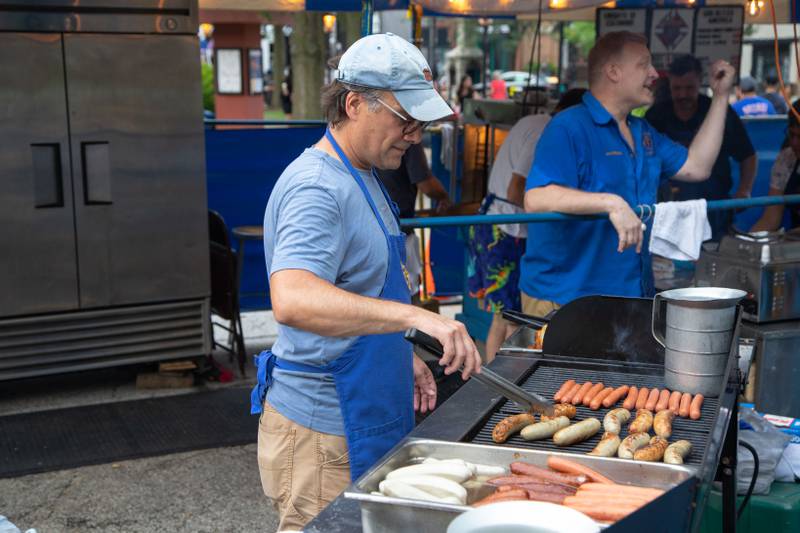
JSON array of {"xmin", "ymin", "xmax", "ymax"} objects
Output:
[
  {"xmin": 0, "ymin": 312, "xmax": 277, "ymax": 533},
  {"xmin": 0, "ymin": 305, "xmax": 463, "ymax": 532}
]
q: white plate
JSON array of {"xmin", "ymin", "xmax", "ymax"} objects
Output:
[{"xmin": 447, "ymin": 501, "xmax": 600, "ymax": 533}]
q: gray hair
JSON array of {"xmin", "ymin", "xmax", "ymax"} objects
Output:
[{"xmin": 320, "ymin": 80, "xmax": 383, "ymax": 127}]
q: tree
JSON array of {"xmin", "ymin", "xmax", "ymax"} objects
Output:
[
  {"xmin": 271, "ymin": 24, "xmax": 286, "ymax": 110},
  {"xmin": 201, "ymin": 63, "xmax": 215, "ymax": 112},
  {"xmin": 563, "ymin": 21, "xmax": 595, "ymax": 57},
  {"xmin": 290, "ymin": 12, "xmax": 326, "ymax": 119},
  {"xmin": 337, "ymin": 12, "xmax": 362, "ymax": 49}
]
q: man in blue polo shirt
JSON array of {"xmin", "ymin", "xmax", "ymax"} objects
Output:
[{"xmin": 520, "ymin": 31, "xmax": 735, "ymax": 314}]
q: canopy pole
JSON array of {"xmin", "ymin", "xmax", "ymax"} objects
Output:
[
  {"xmin": 411, "ymin": 3, "xmax": 424, "ymax": 49},
  {"xmin": 361, "ymin": 0, "xmax": 373, "ymax": 36}
]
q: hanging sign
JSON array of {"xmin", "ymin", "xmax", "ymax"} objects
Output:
[
  {"xmin": 694, "ymin": 6, "xmax": 743, "ymax": 84},
  {"xmin": 596, "ymin": 5, "xmax": 743, "ymax": 84},
  {"xmin": 597, "ymin": 8, "xmax": 648, "ymax": 36}
]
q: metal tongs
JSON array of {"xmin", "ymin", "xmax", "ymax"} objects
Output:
[{"xmin": 405, "ymin": 328, "xmax": 555, "ymax": 416}]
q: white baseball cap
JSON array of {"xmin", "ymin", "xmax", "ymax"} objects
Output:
[{"xmin": 336, "ymin": 33, "xmax": 453, "ymax": 122}]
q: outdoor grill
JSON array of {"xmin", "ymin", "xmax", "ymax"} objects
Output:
[{"xmin": 309, "ymin": 295, "xmax": 744, "ymax": 532}]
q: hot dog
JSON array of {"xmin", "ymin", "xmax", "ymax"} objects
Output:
[
  {"xmin": 655, "ymin": 389, "xmax": 671, "ymax": 412},
  {"xmin": 618, "ymin": 432, "xmax": 650, "ymax": 459},
  {"xmin": 664, "ymin": 440, "xmax": 693, "ymax": 464},
  {"xmin": 668, "ymin": 390, "xmax": 682, "ymax": 412},
  {"xmin": 509, "ymin": 461, "xmax": 587, "ymax": 486},
  {"xmin": 654, "ymin": 409, "xmax": 675, "ymax": 438},
  {"xmin": 588, "ymin": 431, "xmax": 621, "ymax": 457},
  {"xmin": 603, "ymin": 408, "xmax": 631, "ymax": 435},
  {"xmin": 545, "ymin": 456, "xmax": 615, "ymax": 484},
  {"xmin": 603, "ymin": 385, "xmax": 630, "ymax": 408},
  {"xmin": 635, "ymin": 387, "xmax": 650, "ymax": 409},
  {"xmin": 645, "ymin": 388, "xmax": 660, "ymax": 411},
  {"xmin": 522, "ymin": 490, "xmax": 568, "ymax": 504},
  {"xmin": 492, "ymin": 413, "xmax": 536, "ymax": 443},
  {"xmin": 572, "ymin": 381, "xmax": 594, "ymax": 405},
  {"xmin": 540, "ymin": 403, "xmax": 577, "ymax": 422},
  {"xmin": 582, "ymin": 382, "xmax": 605, "ymax": 406},
  {"xmin": 628, "ymin": 409, "xmax": 654, "ymax": 434},
  {"xmin": 497, "ymin": 482, "xmax": 577, "ymax": 495},
  {"xmin": 553, "ymin": 418, "xmax": 602, "ymax": 447},
  {"xmin": 577, "ymin": 482, "xmax": 664, "ymax": 498},
  {"xmin": 554, "ymin": 379, "xmax": 576, "ymax": 402},
  {"xmin": 690, "ymin": 394, "xmax": 704, "ymax": 420},
  {"xmin": 623, "ymin": 386, "xmax": 638, "ymax": 410},
  {"xmin": 678, "ymin": 392, "xmax": 692, "ymax": 417},
  {"xmin": 520, "ymin": 416, "xmax": 570, "ymax": 441},
  {"xmin": 472, "ymin": 488, "xmax": 527, "ymax": 507},
  {"xmin": 560, "ymin": 382, "xmax": 582, "ymax": 405},
  {"xmin": 488, "ymin": 475, "xmax": 575, "ymax": 491},
  {"xmin": 590, "ymin": 387, "xmax": 614, "ymax": 410},
  {"xmin": 633, "ymin": 436, "xmax": 669, "ymax": 462},
  {"xmin": 563, "ymin": 502, "xmax": 639, "ymax": 522}
]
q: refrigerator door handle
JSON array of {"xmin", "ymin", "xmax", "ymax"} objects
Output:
[
  {"xmin": 31, "ymin": 143, "xmax": 65, "ymax": 208},
  {"xmin": 81, "ymin": 141, "xmax": 113, "ymax": 205}
]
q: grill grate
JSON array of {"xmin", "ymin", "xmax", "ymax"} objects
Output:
[{"xmin": 470, "ymin": 361, "xmax": 718, "ymax": 466}]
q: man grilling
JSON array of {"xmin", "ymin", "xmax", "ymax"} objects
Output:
[
  {"xmin": 251, "ymin": 33, "xmax": 482, "ymax": 531},
  {"xmin": 520, "ymin": 31, "xmax": 736, "ymax": 315}
]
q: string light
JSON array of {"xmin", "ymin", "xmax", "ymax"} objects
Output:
[
  {"xmin": 747, "ymin": 0, "xmax": 764, "ymax": 17},
  {"xmin": 549, "ymin": 0, "xmax": 567, "ymax": 8},
  {"xmin": 322, "ymin": 13, "xmax": 336, "ymax": 33}
]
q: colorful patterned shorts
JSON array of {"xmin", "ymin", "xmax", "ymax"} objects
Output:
[{"xmin": 466, "ymin": 224, "xmax": 526, "ymax": 314}]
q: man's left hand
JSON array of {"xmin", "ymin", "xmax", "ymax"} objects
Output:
[
  {"xmin": 412, "ymin": 353, "xmax": 437, "ymax": 413},
  {"xmin": 709, "ymin": 60, "xmax": 736, "ymax": 97},
  {"xmin": 435, "ymin": 197, "xmax": 452, "ymax": 214},
  {"xmin": 733, "ymin": 188, "xmax": 751, "ymax": 199}
]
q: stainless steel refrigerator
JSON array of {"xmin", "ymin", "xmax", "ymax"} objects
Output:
[{"xmin": 0, "ymin": 1, "xmax": 211, "ymax": 379}]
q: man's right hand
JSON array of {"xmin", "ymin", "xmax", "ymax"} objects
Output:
[
  {"xmin": 411, "ymin": 311, "xmax": 482, "ymax": 380},
  {"xmin": 607, "ymin": 195, "xmax": 645, "ymax": 253}
]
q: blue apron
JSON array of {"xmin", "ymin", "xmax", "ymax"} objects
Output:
[{"xmin": 250, "ymin": 129, "xmax": 415, "ymax": 480}]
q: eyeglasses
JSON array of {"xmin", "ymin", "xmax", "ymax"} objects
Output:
[{"xmin": 375, "ymin": 97, "xmax": 429, "ymax": 136}]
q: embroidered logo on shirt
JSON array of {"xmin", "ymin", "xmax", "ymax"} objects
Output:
[
  {"xmin": 643, "ymin": 132, "xmax": 655, "ymax": 156},
  {"xmin": 606, "ymin": 151, "xmax": 624, "ymax": 156}
]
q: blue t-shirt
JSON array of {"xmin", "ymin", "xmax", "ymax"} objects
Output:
[
  {"xmin": 520, "ymin": 92, "xmax": 688, "ymax": 305},
  {"xmin": 263, "ymin": 147, "xmax": 399, "ymax": 436},
  {"xmin": 731, "ymin": 96, "xmax": 776, "ymax": 117}
]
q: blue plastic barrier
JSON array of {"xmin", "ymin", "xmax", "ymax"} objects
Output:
[
  {"xmin": 735, "ymin": 117, "xmax": 787, "ymax": 229},
  {"xmin": 205, "ymin": 125, "xmax": 325, "ymax": 310}
]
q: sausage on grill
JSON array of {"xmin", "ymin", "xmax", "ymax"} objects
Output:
[
  {"xmin": 553, "ymin": 418, "xmax": 601, "ymax": 446},
  {"xmin": 628, "ymin": 409, "xmax": 654, "ymax": 434},
  {"xmin": 623, "ymin": 386, "xmax": 638, "ymax": 410},
  {"xmin": 603, "ymin": 385, "xmax": 630, "ymax": 408},
  {"xmin": 654, "ymin": 409, "xmax": 675, "ymax": 438},
  {"xmin": 492, "ymin": 413, "xmax": 536, "ymax": 443}
]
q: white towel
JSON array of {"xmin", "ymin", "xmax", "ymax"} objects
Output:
[{"xmin": 649, "ymin": 199, "xmax": 712, "ymax": 261}]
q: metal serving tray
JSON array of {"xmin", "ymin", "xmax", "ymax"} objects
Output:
[{"xmin": 344, "ymin": 438, "xmax": 697, "ymax": 533}]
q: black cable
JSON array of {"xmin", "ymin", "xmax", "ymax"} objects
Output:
[
  {"xmin": 523, "ymin": 0, "xmax": 545, "ymax": 115},
  {"xmin": 738, "ymin": 440, "xmax": 759, "ymax": 519}
]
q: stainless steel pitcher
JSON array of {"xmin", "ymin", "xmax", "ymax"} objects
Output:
[{"xmin": 652, "ymin": 287, "xmax": 746, "ymax": 397}]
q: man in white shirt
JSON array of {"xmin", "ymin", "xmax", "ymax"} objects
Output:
[{"xmin": 468, "ymin": 89, "xmax": 586, "ymax": 360}]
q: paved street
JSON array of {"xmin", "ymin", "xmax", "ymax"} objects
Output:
[{"xmin": 0, "ymin": 312, "xmax": 279, "ymax": 533}]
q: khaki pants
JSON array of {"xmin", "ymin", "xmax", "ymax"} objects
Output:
[
  {"xmin": 257, "ymin": 401, "xmax": 350, "ymax": 531},
  {"xmin": 521, "ymin": 292, "xmax": 561, "ymax": 318}
]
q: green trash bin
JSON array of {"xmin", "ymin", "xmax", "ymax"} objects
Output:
[{"xmin": 699, "ymin": 482, "xmax": 800, "ymax": 533}]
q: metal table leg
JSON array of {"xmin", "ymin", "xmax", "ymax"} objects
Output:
[{"xmin": 719, "ymin": 401, "xmax": 739, "ymax": 533}]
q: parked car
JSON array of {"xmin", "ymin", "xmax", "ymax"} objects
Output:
[{"xmin": 474, "ymin": 71, "xmax": 555, "ymax": 97}]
